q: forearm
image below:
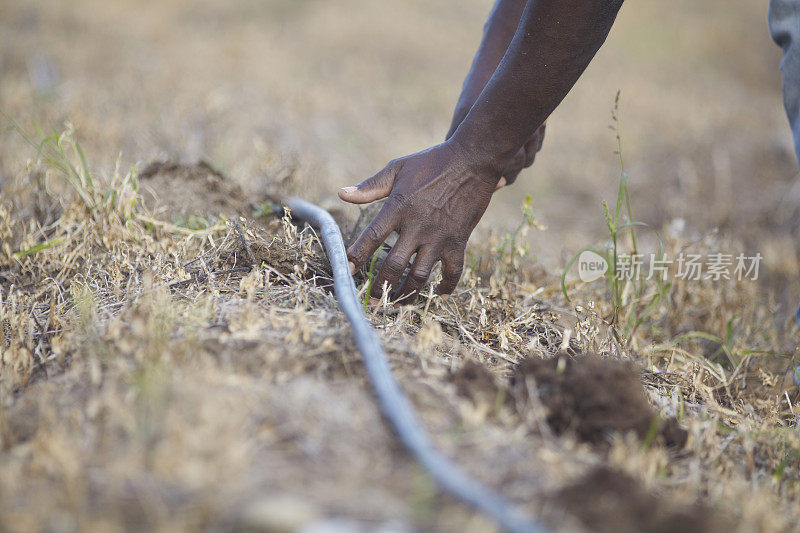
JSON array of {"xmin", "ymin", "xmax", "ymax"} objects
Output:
[
  {"xmin": 451, "ymin": 0, "xmax": 624, "ymax": 172},
  {"xmin": 447, "ymin": 0, "xmax": 527, "ymax": 138}
]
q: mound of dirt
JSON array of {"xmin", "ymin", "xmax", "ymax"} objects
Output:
[
  {"xmin": 509, "ymin": 354, "xmax": 687, "ymax": 448},
  {"xmin": 139, "ymin": 160, "xmax": 249, "ymax": 220},
  {"xmin": 453, "ymin": 359, "xmax": 498, "ymax": 402},
  {"xmin": 551, "ymin": 467, "xmax": 726, "ymax": 533}
]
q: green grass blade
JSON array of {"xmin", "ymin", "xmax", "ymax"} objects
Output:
[
  {"xmin": 363, "ymin": 248, "xmax": 381, "ymax": 311},
  {"xmin": 75, "ymin": 140, "xmax": 93, "ymax": 190},
  {"xmin": 13, "ymin": 237, "xmax": 65, "ymax": 259}
]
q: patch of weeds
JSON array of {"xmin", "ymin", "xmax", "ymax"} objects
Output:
[
  {"xmin": 174, "ymin": 213, "xmax": 212, "ymax": 231},
  {"xmin": 494, "ymin": 194, "xmax": 544, "ymax": 277},
  {"xmin": 3, "ymin": 112, "xmax": 95, "ymax": 207},
  {"xmin": 253, "ymin": 199, "xmax": 282, "ymax": 219},
  {"xmin": 561, "ymin": 92, "xmax": 670, "ymax": 342},
  {"xmin": 650, "ymin": 317, "xmax": 789, "ymax": 370},
  {"xmin": 668, "ymin": 323, "xmax": 740, "ymax": 367},
  {"xmin": 2, "ymin": 111, "xmax": 140, "ymax": 219}
]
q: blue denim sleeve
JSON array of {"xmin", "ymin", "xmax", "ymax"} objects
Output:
[
  {"xmin": 769, "ymin": 1, "xmax": 800, "ymax": 365},
  {"xmin": 770, "ymin": 0, "xmax": 800, "ymax": 167}
]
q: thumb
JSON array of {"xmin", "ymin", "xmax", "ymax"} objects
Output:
[{"xmin": 338, "ymin": 160, "xmax": 401, "ymax": 204}]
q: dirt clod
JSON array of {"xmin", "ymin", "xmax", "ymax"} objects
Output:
[
  {"xmin": 453, "ymin": 358, "xmax": 499, "ymax": 403},
  {"xmin": 510, "ymin": 354, "xmax": 687, "ymax": 448},
  {"xmin": 551, "ymin": 467, "xmax": 726, "ymax": 533},
  {"xmin": 139, "ymin": 160, "xmax": 248, "ymax": 219}
]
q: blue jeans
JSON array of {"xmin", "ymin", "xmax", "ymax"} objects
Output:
[
  {"xmin": 770, "ymin": 0, "xmax": 800, "ymax": 165},
  {"xmin": 769, "ymin": 0, "xmax": 800, "ymax": 367},
  {"xmin": 770, "ymin": 0, "xmax": 800, "ymax": 166}
]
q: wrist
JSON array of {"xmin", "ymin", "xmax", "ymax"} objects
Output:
[
  {"xmin": 446, "ymin": 96, "xmax": 477, "ymax": 140},
  {"xmin": 447, "ymin": 77, "xmax": 491, "ymax": 139},
  {"xmin": 446, "ymin": 111, "xmax": 467, "ymax": 141},
  {"xmin": 444, "ymin": 134, "xmax": 506, "ymax": 186},
  {"xmin": 450, "ymin": 114, "xmax": 520, "ymax": 167}
]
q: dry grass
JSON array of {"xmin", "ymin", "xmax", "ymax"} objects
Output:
[
  {"xmin": 0, "ymin": 122, "xmax": 798, "ymax": 531},
  {"xmin": 1, "ymin": 0, "xmax": 799, "ymax": 531}
]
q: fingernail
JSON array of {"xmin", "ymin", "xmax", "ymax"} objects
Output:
[
  {"xmin": 340, "ymin": 186, "xmax": 358, "ymax": 193},
  {"xmin": 369, "ymin": 297, "xmax": 380, "ymax": 306},
  {"xmin": 440, "ymin": 294, "xmax": 450, "ymax": 301},
  {"xmin": 349, "ymin": 261, "xmax": 356, "ymax": 274},
  {"xmin": 495, "ymin": 177, "xmax": 507, "ymax": 189}
]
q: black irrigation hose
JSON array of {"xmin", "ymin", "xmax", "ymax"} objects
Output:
[{"xmin": 285, "ymin": 197, "xmax": 548, "ymax": 533}]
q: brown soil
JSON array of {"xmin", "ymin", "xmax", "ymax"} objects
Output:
[
  {"xmin": 139, "ymin": 160, "xmax": 249, "ymax": 220},
  {"xmin": 1, "ymin": 2, "xmax": 798, "ymax": 530},
  {"xmin": 138, "ymin": 160, "xmax": 332, "ymax": 281},
  {"xmin": 509, "ymin": 354, "xmax": 688, "ymax": 448},
  {"xmin": 551, "ymin": 467, "xmax": 726, "ymax": 533}
]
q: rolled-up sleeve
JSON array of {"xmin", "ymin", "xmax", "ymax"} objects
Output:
[{"xmin": 770, "ymin": 0, "xmax": 800, "ymax": 166}]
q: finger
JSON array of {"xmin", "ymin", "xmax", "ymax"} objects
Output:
[
  {"xmin": 437, "ymin": 249, "xmax": 465, "ymax": 296},
  {"xmin": 370, "ymin": 235, "xmax": 416, "ymax": 299},
  {"xmin": 535, "ymin": 122, "xmax": 546, "ymax": 152},
  {"xmin": 503, "ymin": 167, "xmax": 522, "ymax": 187},
  {"xmin": 524, "ymin": 124, "xmax": 547, "ymax": 168},
  {"xmin": 347, "ymin": 204, "xmax": 398, "ymax": 269},
  {"xmin": 338, "ymin": 160, "xmax": 401, "ymax": 204},
  {"xmin": 500, "ymin": 147, "xmax": 525, "ymax": 187},
  {"xmin": 503, "ymin": 148, "xmax": 525, "ymax": 174},
  {"xmin": 396, "ymin": 245, "xmax": 438, "ymax": 302},
  {"xmin": 523, "ymin": 140, "xmax": 537, "ymax": 168}
]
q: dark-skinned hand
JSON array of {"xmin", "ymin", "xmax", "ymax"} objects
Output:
[
  {"xmin": 338, "ymin": 141, "xmax": 500, "ymax": 302},
  {"xmin": 447, "ymin": 111, "xmax": 546, "ymax": 191},
  {"xmin": 496, "ymin": 122, "xmax": 546, "ymax": 188},
  {"xmin": 339, "ymin": 0, "xmax": 624, "ymax": 303}
]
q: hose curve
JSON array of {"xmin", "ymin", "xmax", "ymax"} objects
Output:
[{"xmin": 285, "ymin": 197, "xmax": 548, "ymax": 533}]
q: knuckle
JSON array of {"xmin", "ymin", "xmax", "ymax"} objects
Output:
[
  {"xmin": 429, "ymin": 228, "xmax": 447, "ymax": 241},
  {"xmin": 408, "ymin": 270, "xmax": 429, "ymax": 286},
  {"xmin": 347, "ymin": 247, "xmax": 367, "ymax": 266},
  {"xmin": 390, "ymin": 192, "xmax": 411, "ymax": 209},
  {"xmin": 446, "ymin": 263, "xmax": 464, "ymax": 279},
  {"xmin": 364, "ymin": 224, "xmax": 384, "ymax": 243},
  {"xmin": 444, "ymin": 257, "xmax": 464, "ymax": 277},
  {"xmin": 384, "ymin": 257, "xmax": 407, "ymax": 275}
]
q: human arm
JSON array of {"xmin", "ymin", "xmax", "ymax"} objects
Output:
[
  {"xmin": 340, "ymin": 0, "xmax": 625, "ymax": 300},
  {"xmin": 447, "ymin": 0, "xmax": 546, "ymax": 188},
  {"xmin": 448, "ymin": 0, "xmax": 623, "ymax": 172},
  {"xmin": 447, "ymin": 0, "xmax": 528, "ymax": 140}
]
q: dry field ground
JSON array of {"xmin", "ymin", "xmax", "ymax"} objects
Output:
[{"xmin": 1, "ymin": 0, "xmax": 800, "ymax": 532}]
